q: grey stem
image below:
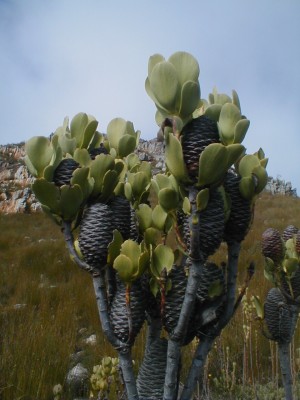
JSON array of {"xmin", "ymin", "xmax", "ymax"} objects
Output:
[
  {"xmin": 145, "ymin": 317, "xmax": 162, "ymax": 353},
  {"xmin": 180, "ymin": 336, "xmax": 215, "ymax": 400},
  {"xmin": 92, "ymin": 274, "xmax": 126, "ymax": 351},
  {"xmin": 93, "ymin": 274, "xmax": 139, "ymax": 399},
  {"xmin": 180, "ymin": 241, "xmax": 241, "ymax": 399},
  {"xmin": 119, "ymin": 350, "xmax": 140, "ymax": 400},
  {"xmin": 163, "ymin": 187, "xmax": 204, "ymax": 400},
  {"xmin": 278, "ymin": 341, "xmax": 293, "ymax": 400}
]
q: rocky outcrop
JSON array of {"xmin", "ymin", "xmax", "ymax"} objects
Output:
[{"xmin": 0, "ymin": 141, "xmax": 297, "ymax": 214}]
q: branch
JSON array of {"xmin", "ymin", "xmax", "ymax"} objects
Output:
[
  {"xmin": 163, "ymin": 187, "xmax": 204, "ymax": 400},
  {"xmin": 181, "ymin": 241, "xmax": 241, "ymax": 399}
]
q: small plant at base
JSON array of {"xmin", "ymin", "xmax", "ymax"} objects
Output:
[{"xmin": 90, "ymin": 357, "xmax": 122, "ymax": 399}]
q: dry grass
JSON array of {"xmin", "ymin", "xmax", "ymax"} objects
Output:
[{"xmin": 1, "ymin": 193, "xmax": 300, "ymax": 399}]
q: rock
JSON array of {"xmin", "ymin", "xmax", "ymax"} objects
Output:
[{"xmin": 65, "ymin": 363, "xmax": 89, "ymax": 399}]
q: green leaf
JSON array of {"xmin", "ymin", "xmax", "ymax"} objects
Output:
[
  {"xmin": 182, "ymin": 197, "xmax": 191, "ymax": 215},
  {"xmin": 252, "ymin": 165, "xmax": 268, "ymax": 194},
  {"xmin": 124, "ymin": 182, "xmax": 132, "ymax": 201},
  {"xmin": 70, "ymin": 112, "xmax": 88, "ymax": 147},
  {"xmin": 25, "ymin": 136, "xmax": 54, "ymax": 177},
  {"xmin": 107, "ymin": 230, "xmax": 123, "ymax": 265},
  {"xmin": 283, "ymin": 258, "xmax": 299, "ymax": 276},
  {"xmin": 238, "ymin": 154, "xmax": 260, "ymax": 177},
  {"xmin": 135, "ymin": 251, "xmax": 150, "ymax": 279},
  {"xmin": 148, "ymin": 53, "xmax": 165, "ymax": 76},
  {"xmin": 120, "ymin": 240, "xmax": 141, "ymax": 270},
  {"xmin": 234, "ymin": 119, "xmax": 250, "ymax": 144},
  {"xmin": 118, "ymin": 134, "xmax": 137, "ymax": 158},
  {"xmin": 81, "ymin": 118, "xmax": 98, "ymax": 149},
  {"xmin": 89, "ymin": 154, "xmax": 115, "ymax": 196},
  {"xmin": 179, "ymin": 81, "xmax": 200, "ymax": 118},
  {"xmin": 196, "ymin": 188, "xmax": 209, "ymax": 211},
  {"xmin": 144, "ymin": 228, "xmax": 162, "ymax": 247},
  {"xmin": 106, "ymin": 118, "xmax": 127, "ymax": 151},
  {"xmin": 226, "ymin": 144, "xmax": 245, "ymax": 168},
  {"xmin": 231, "ymin": 90, "xmax": 241, "ymax": 111},
  {"xmin": 204, "ymin": 104, "xmax": 222, "ymax": 122},
  {"xmin": 149, "ymin": 61, "xmax": 179, "ymax": 112},
  {"xmin": 101, "ymin": 170, "xmax": 119, "ymax": 201},
  {"xmin": 164, "ymin": 131, "xmax": 189, "ymax": 182},
  {"xmin": 136, "ymin": 204, "xmax": 152, "ymax": 232},
  {"xmin": 71, "ymin": 166, "xmax": 93, "ymax": 200},
  {"xmin": 113, "ymin": 254, "xmax": 135, "ymax": 283},
  {"xmin": 158, "ymin": 188, "xmax": 179, "ymax": 212},
  {"xmin": 239, "ymin": 176, "xmax": 255, "ymax": 200},
  {"xmin": 32, "ymin": 179, "xmax": 60, "ymax": 213},
  {"xmin": 152, "ymin": 204, "xmax": 168, "ymax": 231},
  {"xmin": 155, "ymin": 174, "xmax": 172, "ymax": 190},
  {"xmin": 218, "ymin": 103, "xmax": 242, "ymax": 145},
  {"xmin": 168, "ymin": 51, "xmax": 200, "ymax": 86},
  {"xmin": 132, "ymin": 171, "xmax": 149, "ymax": 198},
  {"xmin": 152, "ymin": 244, "xmax": 174, "ymax": 275},
  {"xmin": 59, "ymin": 185, "xmax": 83, "ymax": 221},
  {"xmin": 126, "ymin": 153, "xmax": 140, "ymax": 171},
  {"xmin": 198, "ymin": 143, "xmax": 228, "ymax": 186},
  {"xmin": 252, "ymin": 295, "xmax": 264, "ymax": 319},
  {"xmin": 73, "ymin": 148, "xmax": 91, "ymax": 166}
]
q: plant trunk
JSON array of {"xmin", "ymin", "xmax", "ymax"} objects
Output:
[
  {"xmin": 278, "ymin": 341, "xmax": 293, "ymax": 400},
  {"xmin": 180, "ymin": 241, "xmax": 241, "ymax": 399}
]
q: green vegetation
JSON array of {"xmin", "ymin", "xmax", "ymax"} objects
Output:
[{"xmin": 1, "ymin": 192, "xmax": 300, "ymax": 399}]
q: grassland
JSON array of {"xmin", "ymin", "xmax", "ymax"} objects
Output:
[{"xmin": 1, "ymin": 193, "xmax": 300, "ymax": 399}]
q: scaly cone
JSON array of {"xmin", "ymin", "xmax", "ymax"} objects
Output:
[
  {"xmin": 181, "ymin": 115, "xmax": 220, "ymax": 179},
  {"xmin": 109, "ymin": 276, "xmax": 147, "ymax": 345},
  {"xmin": 78, "ymin": 202, "xmax": 114, "ymax": 271},
  {"xmin": 223, "ymin": 170, "xmax": 253, "ymax": 244}
]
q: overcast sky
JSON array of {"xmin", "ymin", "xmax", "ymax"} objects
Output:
[{"xmin": 0, "ymin": 0, "xmax": 299, "ymax": 193}]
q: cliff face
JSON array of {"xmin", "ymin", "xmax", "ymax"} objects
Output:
[{"xmin": 0, "ymin": 141, "xmax": 297, "ymax": 214}]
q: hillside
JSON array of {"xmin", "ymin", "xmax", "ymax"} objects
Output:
[{"xmin": 0, "ymin": 141, "xmax": 297, "ymax": 214}]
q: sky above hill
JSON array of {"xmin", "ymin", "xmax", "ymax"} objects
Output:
[{"xmin": 0, "ymin": 0, "xmax": 299, "ymax": 193}]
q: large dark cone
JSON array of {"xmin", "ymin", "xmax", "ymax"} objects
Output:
[
  {"xmin": 281, "ymin": 268, "xmax": 300, "ymax": 301},
  {"xmin": 89, "ymin": 144, "xmax": 108, "ymax": 160},
  {"xmin": 180, "ymin": 189, "xmax": 224, "ymax": 260},
  {"xmin": 195, "ymin": 262, "xmax": 225, "ymax": 337},
  {"xmin": 52, "ymin": 158, "xmax": 80, "ymax": 186},
  {"xmin": 78, "ymin": 202, "xmax": 114, "ymax": 270},
  {"xmin": 264, "ymin": 288, "xmax": 293, "ymax": 343},
  {"xmin": 109, "ymin": 278, "xmax": 146, "ymax": 344},
  {"xmin": 282, "ymin": 225, "xmax": 298, "ymax": 242},
  {"xmin": 261, "ymin": 228, "xmax": 284, "ymax": 263},
  {"xmin": 181, "ymin": 115, "xmax": 220, "ymax": 178},
  {"xmin": 223, "ymin": 171, "xmax": 253, "ymax": 244},
  {"xmin": 109, "ymin": 196, "xmax": 132, "ymax": 240},
  {"xmin": 197, "ymin": 188, "xmax": 225, "ymax": 259},
  {"xmin": 196, "ymin": 262, "xmax": 225, "ymax": 303},
  {"xmin": 163, "ymin": 266, "xmax": 196, "ymax": 345},
  {"xmin": 137, "ymin": 337, "xmax": 168, "ymax": 400}
]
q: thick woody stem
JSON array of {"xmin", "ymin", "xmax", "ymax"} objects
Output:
[
  {"xmin": 278, "ymin": 341, "xmax": 293, "ymax": 400},
  {"xmin": 163, "ymin": 188, "xmax": 204, "ymax": 400},
  {"xmin": 180, "ymin": 241, "xmax": 241, "ymax": 399}
]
